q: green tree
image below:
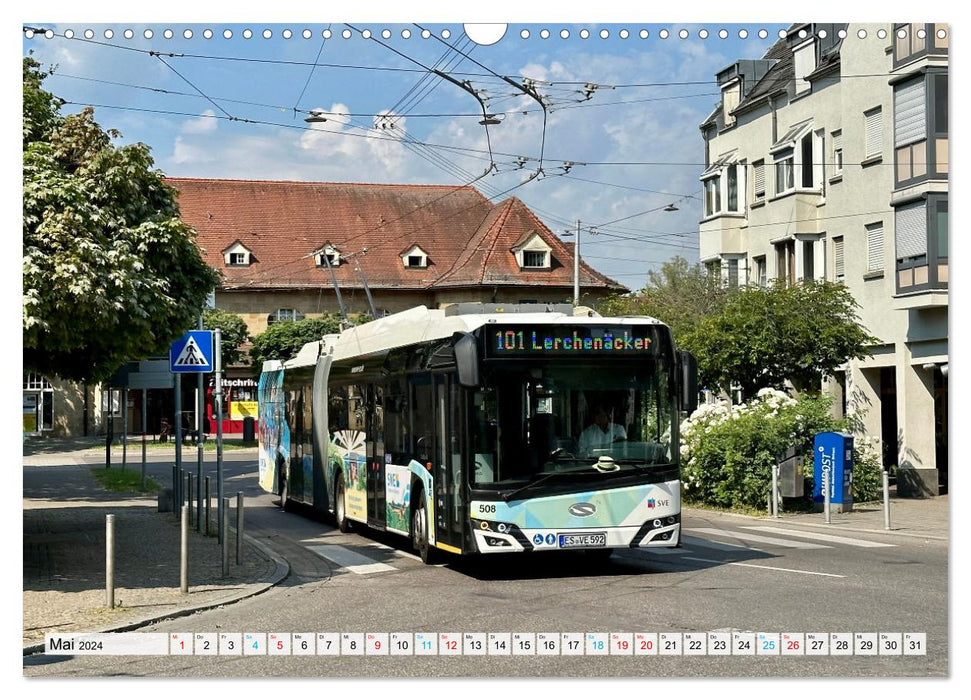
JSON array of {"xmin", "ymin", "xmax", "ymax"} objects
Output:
[
  {"xmin": 249, "ymin": 315, "xmax": 344, "ymax": 367},
  {"xmin": 597, "ymin": 256, "xmax": 733, "ymax": 343},
  {"xmin": 685, "ymin": 280, "xmax": 878, "ymax": 400},
  {"xmin": 202, "ymin": 309, "xmax": 251, "ymax": 368},
  {"xmin": 23, "ymin": 57, "xmax": 219, "ymax": 381}
]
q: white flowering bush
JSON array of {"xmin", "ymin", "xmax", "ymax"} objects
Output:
[{"xmin": 680, "ymin": 390, "xmax": 841, "ymax": 510}]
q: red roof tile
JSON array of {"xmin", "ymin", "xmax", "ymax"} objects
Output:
[{"xmin": 168, "ymin": 178, "xmax": 625, "ymax": 293}]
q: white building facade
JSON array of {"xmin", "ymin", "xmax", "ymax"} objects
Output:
[{"xmin": 698, "ymin": 23, "xmax": 948, "ymax": 496}]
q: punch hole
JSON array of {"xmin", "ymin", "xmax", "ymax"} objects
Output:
[
  {"xmin": 659, "ymin": 29, "xmax": 669, "ymax": 39},
  {"xmin": 84, "ymin": 29, "xmax": 94, "ymax": 39},
  {"xmin": 401, "ymin": 29, "xmax": 411, "ymax": 39},
  {"xmin": 600, "ymin": 29, "xmax": 609, "ymax": 39},
  {"xmin": 144, "ymin": 29, "xmax": 153, "ymax": 39},
  {"xmin": 540, "ymin": 29, "xmax": 550, "ymax": 39},
  {"xmin": 877, "ymin": 29, "xmax": 887, "ymax": 40},
  {"xmin": 223, "ymin": 29, "xmax": 233, "ymax": 39},
  {"xmin": 382, "ymin": 30, "xmax": 392, "ymax": 39},
  {"xmin": 580, "ymin": 29, "xmax": 590, "ymax": 39},
  {"xmin": 857, "ymin": 29, "xmax": 867, "ymax": 39},
  {"xmin": 757, "ymin": 29, "xmax": 767, "ymax": 39},
  {"xmin": 619, "ymin": 29, "xmax": 629, "ymax": 39},
  {"xmin": 242, "ymin": 29, "xmax": 253, "ymax": 39},
  {"xmin": 520, "ymin": 29, "xmax": 529, "ymax": 39},
  {"xmin": 303, "ymin": 29, "xmax": 312, "ymax": 39},
  {"xmin": 203, "ymin": 29, "xmax": 213, "ymax": 39},
  {"xmin": 323, "ymin": 29, "xmax": 332, "ymax": 39},
  {"xmin": 421, "ymin": 29, "xmax": 431, "ymax": 39},
  {"xmin": 678, "ymin": 29, "xmax": 688, "ymax": 39},
  {"xmin": 698, "ymin": 30, "xmax": 709, "ymax": 39},
  {"xmin": 184, "ymin": 29, "xmax": 194, "ymax": 39},
  {"xmin": 640, "ymin": 29, "xmax": 649, "ymax": 39},
  {"xmin": 263, "ymin": 29, "xmax": 273, "ymax": 39},
  {"xmin": 104, "ymin": 29, "xmax": 114, "ymax": 39},
  {"xmin": 163, "ymin": 29, "xmax": 174, "ymax": 39},
  {"xmin": 341, "ymin": 29, "xmax": 351, "ymax": 39}
]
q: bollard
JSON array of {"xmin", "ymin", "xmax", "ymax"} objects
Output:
[
  {"xmin": 172, "ymin": 465, "xmax": 179, "ymax": 514},
  {"xmin": 236, "ymin": 491, "xmax": 244, "ymax": 565},
  {"xmin": 824, "ymin": 467, "xmax": 832, "ymax": 524},
  {"xmin": 883, "ymin": 470, "xmax": 892, "ymax": 531},
  {"xmin": 772, "ymin": 464, "xmax": 780, "ymax": 518},
  {"xmin": 205, "ymin": 476, "xmax": 211, "ymax": 536},
  {"xmin": 106, "ymin": 514, "xmax": 115, "ymax": 609},
  {"xmin": 181, "ymin": 505, "xmax": 189, "ymax": 594},
  {"xmin": 187, "ymin": 474, "xmax": 194, "ymax": 525},
  {"xmin": 221, "ymin": 498, "xmax": 231, "ymax": 578}
]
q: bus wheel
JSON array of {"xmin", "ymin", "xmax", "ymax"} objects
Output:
[
  {"xmin": 411, "ymin": 493, "xmax": 437, "ymax": 565},
  {"xmin": 335, "ymin": 474, "xmax": 352, "ymax": 533}
]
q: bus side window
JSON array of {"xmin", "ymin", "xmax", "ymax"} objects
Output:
[{"xmin": 411, "ymin": 378, "xmax": 435, "ymax": 464}]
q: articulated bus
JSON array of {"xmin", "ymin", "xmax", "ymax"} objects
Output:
[{"xmin": 257, "ymin": 303, "xmax": 697, "ymax": 563}]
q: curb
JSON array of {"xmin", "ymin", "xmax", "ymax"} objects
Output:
[{"xmin": 22, "ymin": 530, "xmax": 290, "ymax": 656}]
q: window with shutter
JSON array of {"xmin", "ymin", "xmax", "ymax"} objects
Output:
[
  {"xmin": 832, "ymin": 130, "xmax": 843, "ymax": 174},
  {"xmin": 895, "ymin": 78, "xmax": 927, "ymax": 147},
  {"xmin": 895, "ymin": 202, "xmax": 927, "ymax": 259},
  {"xmin": 864, "ymin": 108, "xmax": 882, "ymax": 159},
  {"xmin": 833, "ymin": 237, "xmax": 845, "ymax": 281},
  {"xmin": 753, "ymin": 160, "xmax": 765, "ymax": 201},
  {"xmin": 866, "ymin": 222, "xmax": 884, "ymax": 273}
]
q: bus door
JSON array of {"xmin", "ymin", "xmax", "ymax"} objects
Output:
[
  {"xmin": 433, "ymin": 375, "xmax": 464, "ymax": 551},
  {"xmin": 366, "ymin": 384, "xmax": 387, "ymax": 529}
]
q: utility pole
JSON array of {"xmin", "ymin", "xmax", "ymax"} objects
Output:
[{"xmin": 573, "ymin": 219, "xmax": 580, "ymax": 307}]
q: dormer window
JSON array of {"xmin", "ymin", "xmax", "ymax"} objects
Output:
[
  {"xmin": 222, "ymin": 241, "xmax": 252, "ymax": 267},
  {"xmin": 511, "ymin": 231, "xmax": 552, "ymax": 270},
  {"xmin": 400, "ymin": 245, "xmax": 429, "ymax": 268},
  {"xmin": 721, "ymin": 79, "xmax": 741, "ymax": 127},
  {"xmin": 793, "ymin": 39, "xmax": 816, "ymax": 95},
  {"xmin": 314, "ymin": 245, "xmax": 341, "ymax": 268}
]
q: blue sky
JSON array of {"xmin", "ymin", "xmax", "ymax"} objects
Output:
[{"xmin": 21, "ymin": 16, "xmax": 796, "ymax": 291}]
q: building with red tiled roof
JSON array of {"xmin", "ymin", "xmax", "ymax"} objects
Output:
[{"xmin": 169, "ymin": 178, "xmax": 625, "ymax": 335}]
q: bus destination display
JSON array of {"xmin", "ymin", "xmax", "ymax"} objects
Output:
[{"xmin": 488, "ymin": 327, "xmax": 656, "ymax": 357}]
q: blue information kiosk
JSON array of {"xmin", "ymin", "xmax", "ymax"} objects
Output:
[{"xmin": 813, "ymin": 432, "xmax": 854, "ymax": 513}]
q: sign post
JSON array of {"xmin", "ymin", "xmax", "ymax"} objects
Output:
[{"xmin": 170, "ymin": 329, "xmax": 215, "ymax": 536}]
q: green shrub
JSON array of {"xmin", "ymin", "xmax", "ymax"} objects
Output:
[{"xmin": 681, "ymin": 389, "xmax": 843, "ymax": 510}]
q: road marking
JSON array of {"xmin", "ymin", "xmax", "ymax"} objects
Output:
[
  {"xmin": 682, "ymin": 557, "xmax": 845, "ymax": 578},
  {"xmin": 686, "ymin": 528, "xmax": 831, "ymax": 550},
  {"xmin": 682, "ymin": 536, "xmax": 758, "ymax": 552},
  {"xmin": 307, "ymin": 545, "xmax": 396, "ymax": 574},
  {"xmin": 741, "ymin": 526, "xmax": 896, "ymax": 548}
]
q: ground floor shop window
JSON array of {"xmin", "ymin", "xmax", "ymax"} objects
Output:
[{"xmin": 23, "ymin": 374, "xmax": 53, "ymax": 434}]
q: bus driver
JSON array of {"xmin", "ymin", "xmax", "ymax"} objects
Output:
[{"xmin": 578, "ymin": 406, "xmax": 627, "ymax": 454}]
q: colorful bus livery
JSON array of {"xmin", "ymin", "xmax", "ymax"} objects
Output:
[{"xmin": 257, "ymin": 303, "xmax": 697, "ymax": 563}]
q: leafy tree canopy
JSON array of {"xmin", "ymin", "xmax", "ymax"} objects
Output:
[
  {"xmin": 248, "ymin": 315, "xmax": 345, "ymax": 368},
  {"xmin": 202, "ymin": 309, "xmax": 251, "ymax": 368},
  {"xmin": 23, "ymin": 56, "xmax": 220, "ymax": 382},
  {"xmin": 596, "ymin": 256, "xmax": 734, "ymax": 343},
  {"xmin": 684, "ymin": 280, "xmax": 878, "ymax": 400}
]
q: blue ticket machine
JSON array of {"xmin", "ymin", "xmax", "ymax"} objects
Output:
[{"xmin": 813, "ymin": 432, "xmax": 854, "ymax": 513}]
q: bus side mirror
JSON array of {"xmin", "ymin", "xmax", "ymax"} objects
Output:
[
  {"xmin": 678, "ymin": 351, "xmax": 698, "ymax": 414},
  {"xmin": 453, "ymin": 333, "xmax": 480, "ymax": 388}
]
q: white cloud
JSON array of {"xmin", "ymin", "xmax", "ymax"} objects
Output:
[{"xmin": 181, "ymin": 109, "xmax": 217, "ymax": 134}]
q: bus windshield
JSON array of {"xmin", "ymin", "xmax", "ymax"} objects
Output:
[{"xmin": 470, "ymin": 360, "xmax": 676, "ymax": 489}]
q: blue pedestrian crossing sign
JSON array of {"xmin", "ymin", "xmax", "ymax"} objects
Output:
[{"xmin": 170, "ymin": 331, "xmax": 214, "ymax": 373}]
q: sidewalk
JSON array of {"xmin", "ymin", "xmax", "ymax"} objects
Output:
[
  {"xmin": 686, "ymin": 490, "xmax": 949, "ymax": 542},
  {"xmin": 23, "ymin": 441, "xmax": 288, "ymax": 654}
]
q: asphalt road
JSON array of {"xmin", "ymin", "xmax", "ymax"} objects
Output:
[{"xmin": 24, "ymin": 454, "xmax": 948, "ymax": 679}]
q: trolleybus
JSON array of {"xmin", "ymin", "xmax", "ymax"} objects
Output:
[{"xmin": 257, "ymin": 303, "xmax": 697, "ymax": 563}]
